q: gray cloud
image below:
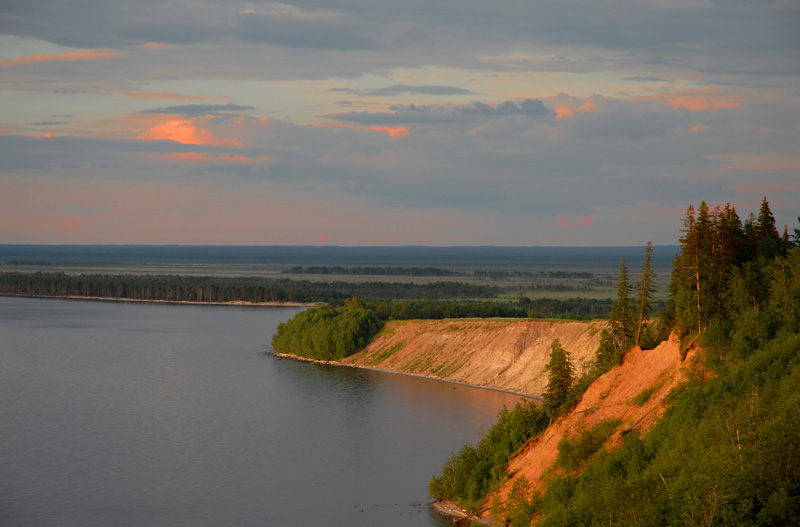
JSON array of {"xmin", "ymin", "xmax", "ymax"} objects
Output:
[
  {"xmin": 329, "ymin": 99, "xmax": 551, "ymax": 125},
  {"xmin": 138, "ymin": 104, "xmax": 255, "ymax": 117},
  {"xmin": 332, "ymin": 84, "xmax": 474, "ymax": 96},
  {"xmin": 1, "ymin": 0, "xmax": 796, "ymax": 79},
  {"xmin": 233, "ymin": 11, "xmax": 377, "ymax": 50}
]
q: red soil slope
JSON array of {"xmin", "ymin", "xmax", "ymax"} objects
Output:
[
  {"xmin": 480, "ymin": 333, "xmax": 695, "ymax": 520},
  {"xmin": 342, "ymin": 319, "xmax": 605, "ymax": 396}
]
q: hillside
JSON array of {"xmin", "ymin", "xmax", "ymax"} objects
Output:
[
  {"xmin": 480, "ymin": 333, "xmax": 694, "ymax": 521},
  {"xmin": 341, "ymin": 319, "xmax": 605, "ymax": 396}
]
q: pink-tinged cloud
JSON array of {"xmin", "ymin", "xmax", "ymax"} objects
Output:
[
  {"xmin": 556, "ymin": 214, "xmax": 594, "ymax": 230},
  {"xmin": 124, "ymin": 92, "xmax": 221, "ymax": 101},
  {"xmin": 27, "ymin": 131, "xmax": 54, "ymax": 138},
  {"xmin": 370, "ymin": 125, "xmax": 410, "ymax": 138},
  {"xmin": 56, "ymin": 217, "xmax": 80, "ymax": 233},
  {"xmin": 690, "ymin": 125, "xmax": 713, "ymax": 134},
  {"xmin": 315, "ymin": 232, "xmax": 331, "ymax": 245},
  {"xmin": 760, "ymin": 128, "xmax": 770, "ymax": 134},
  {"xmin": 630, "ymin": 87, "xmax": 744, "ymax": 112},
  {"xmin": 315, "ymin": 121, "xmax": 410, "ymax": 138},
  {"xmin": 138, "ymin": 117, "xmax": 243, "ymax": 146},
  {"xmin": 0, "ymin": 49, "xmax": 118, "ymax": 68},
  {"xmin": 145, "ymin": 152, "xmax": 272, "ymax": 164},
  {"xmin": 145, "ymin": 43, "xmax": 168, "ymax": 50},
  {"xmin": 467, "ymin": 126, "xmax": 485, "ymax": 135},
  {"xmin": 550, "ymin": 94, "xmax": 603, "ymax": 120}
]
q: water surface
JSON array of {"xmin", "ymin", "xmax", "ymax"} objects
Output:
[{"xmin": 0, "ymin": 297, "xmax": 526, "ymax": 526}]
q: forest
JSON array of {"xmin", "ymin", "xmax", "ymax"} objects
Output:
[
  {"xmin": 0, "ymin": 272, "xmax": 501, "ymax": 304},
  {"xmin": 429, "ymin": 198, "xmax": 800, "ymax": 526}
]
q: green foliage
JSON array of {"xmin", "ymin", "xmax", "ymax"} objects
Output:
[
  {"xmin": 271, "ymin": 298, "xmax": 381, "ymax": 360},
  {"xmin": 634, "ymin": 242, "xmax": 657, "ymax": 347},
  {"xmin": 543, "ymin": 339, "xmax": 576, "ymax": 411},
  {"xmin": 428, "ymin": 400, "xmax": 549, "ymax": 512},
  {"xmin": 608, "ymin": 258, "xmax": 635, "ymax": 350},
  {"xmin": 631, "ymin": 386, "xmax": 657, "ymax": 407},
  {"xmin": 555, "ymin": 418, "xmax": 622, "ymax": 472},
  {"xmin": 0, "ymin": 272, "xmax": 503, "ymax": 304},
  {"xmin": 595, "ymin": 328, "xmax": 622, "ymax": 371}
]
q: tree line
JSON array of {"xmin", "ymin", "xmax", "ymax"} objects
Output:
[
  {"xmin": 0, "ymin": 272, "xmax": 502, "ymax": 303},
  {"xmin": 271, "ymin": 298, "xmax": 381, "ymax": 361}
]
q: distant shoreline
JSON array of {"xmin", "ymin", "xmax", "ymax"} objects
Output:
[{"xmin": 0, "ymin": 293, "xmax": 316, "ymax": 308}]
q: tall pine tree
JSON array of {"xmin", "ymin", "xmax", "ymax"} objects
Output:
[
  {"xmin": 634, "ymin": 242, "xmax": 657, "ymax": 347},
  {"xmin": 608, "ymin": 258, "xmax": 634, "ymax": 350},
  {"xmin": 543, "ymin": 339, "xmax": 575, "ymax": 410}
]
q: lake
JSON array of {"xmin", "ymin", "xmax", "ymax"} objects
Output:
[{"xmin": 0, "ymin": 297, "xmax": 526, "ymax": 526}]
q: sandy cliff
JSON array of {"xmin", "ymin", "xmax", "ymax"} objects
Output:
[
  {"xmin": 479, "ymin": 333, "xmax": 695, "ymax": 521},
  {"xmin": 342, "ymin": 319, "xmax": 605, "ymax": 396}
]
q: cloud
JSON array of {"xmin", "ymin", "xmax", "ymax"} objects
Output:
[
  {"xmin": 138, "ymin": 104, "xmax": 255, "ymax": 118},
  {"xmin": 0, "ymin": 49, "xmax": 118, "ymax": 68},
  {"xmin": 138, "ymin": 117, "xmax": 243, "ymax": 146},
  {"xmin": 690, "ymin": 125, "xmax": 713, "ymax": 133},
  {"xmin": 629, "ymin": 88, "xmax": 745, "ymax": 112},
  {"xmin": 56, "ymin": 217, "xmax": 80, "ymax": 233},
  {"xmin": 332, "ymin": 84, "xmax": 474, "ymax": 96},
  {"xmin": 328, "ymin": 99, "xmax": 551, "ymax": 126},
  {"xmin": 233, "ymin": 10, "xmax": 376, "ymax": 50},
  {"xmin": 144, "ymin": 152, "xmax": 270, "ymax": 164},
  {"xmin": 314, "ymin": 121, "xmax": 410, "ymax": 138},
  {"xmin": 124, "ymin": 92, "xmax": 223, "ymax": 101}
]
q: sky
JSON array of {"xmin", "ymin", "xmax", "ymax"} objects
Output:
[{"xmin": 1, "ymin": 0, "xmax": 798, "ymax": 247}]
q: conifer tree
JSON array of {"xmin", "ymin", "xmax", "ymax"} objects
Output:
[
  {"xmin": 755, "ymin": 197, "xmax": 781, "ymax": 259},
  {"xmin": 608, "ymin": 258, "xmax": 634, "ymax": 350},
  {"xmin": 543, "ymin": 339, "xmax": 575, "ymax": 410},
  {"xmin": 792, "ymin": 217, "xmax": 800, "ymax": 247},
  {"xmin": 634, "ymin": 242, "xmax": 657, "ymax": 347},
  {"xmin": 674, "ymin": 201, "xmax": 715, "ymax": 333}
]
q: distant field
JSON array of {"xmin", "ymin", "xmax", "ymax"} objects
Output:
[{"xmin": 0, "ymin": 244, "xmax": 678, "ymax": 303}]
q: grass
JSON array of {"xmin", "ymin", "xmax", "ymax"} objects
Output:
[
  {"xmin": 632, "ymin": 386, "xmax": 659, "ymax": 407},
  {"xmin": 555, "ymin": 418, "xmax": 623, "ymax": 472}
]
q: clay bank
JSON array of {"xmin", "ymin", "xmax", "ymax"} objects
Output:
[{"xmin": 339, "ymin": 319, "xmax": 605, "ymax": 397}]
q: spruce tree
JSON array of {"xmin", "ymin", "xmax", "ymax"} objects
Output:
[
  {"xmin": 755, "ymin": 197, "xmax": 781, "ymax": 259},
  {"xmin": 634, "ymin": 242, "xmax": 657, "ymax": 347},
  {"xmin": 543, "ymin": 339, "xmax": 575, "ymax": 410},
  {"xmin": 608, "ymin": 258, "xmax": 634, "ymax": 350}
]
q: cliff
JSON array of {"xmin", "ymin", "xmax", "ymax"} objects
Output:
[
  {"xmin": 341, "ymin": 319, "xmax": 605, "ymax": 397},
  {"xmin": 479, "ymin": 332, "xmax": 695, "ymax": 521}
]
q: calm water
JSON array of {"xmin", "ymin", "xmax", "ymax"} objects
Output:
[{"xmin": 0, "ymin": 297, "xmax": 525, "ymax": 527}]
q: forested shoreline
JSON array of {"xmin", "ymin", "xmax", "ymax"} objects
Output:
[
  {"xmin": 0, "ymin": 271, "xmax": 627, "ymax": 319},
  {"xmin": 0, "ymin": 272, "xmax": 501, "ymax": 304}
]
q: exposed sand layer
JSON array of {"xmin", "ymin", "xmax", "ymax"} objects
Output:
[
  {"xmin": 342, "ymin": 319, "xmax": 605, "ymax": 397},
  {"xmin": 479, "ymin": 333, "xmax": 695, "ymax": 521}
]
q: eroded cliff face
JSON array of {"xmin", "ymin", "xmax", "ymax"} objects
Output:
[
  {"xmin": 480, "ymin": 333, "xmax": 695, "ymax": 521},
  {"xmin": 342, "ymin": 319, "xmax": 605, "ymax": 396}
]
